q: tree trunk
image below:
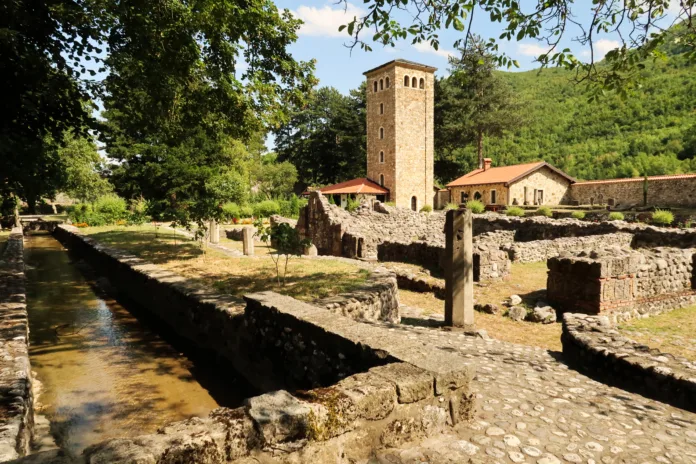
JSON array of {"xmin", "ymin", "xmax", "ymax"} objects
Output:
[{"xmin": 477, "ymin": 130, "xmax": 484, "ymax": 169}]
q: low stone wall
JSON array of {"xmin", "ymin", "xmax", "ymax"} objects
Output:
[
  {"xmin": 19, "ymin": 219, "xmax": 61, "ymax": 234},
  {"xmin": 0, "ymin": 228, "xmax": 34, "ymax": 461},
  {"xmin": 81, "ymin": 292, "xmax": 475, "ymax": 463},
  {"xmin": 548, "ymin": 246, "xmax": 696, "ymax": 320},
  {"xmin": 502, "ymin": 232, "xmax": 634, "ymax": 263},
  {"xmin": 570, "ymin": 174, "xmax": 696, "ymax": 208},
  {"xmin": 225, "ymin": 226, "xmax": 255, "ymax": 241},
  {"xmin": 562, "ymin": 313, "xmax": 696, "ymax": 412}
]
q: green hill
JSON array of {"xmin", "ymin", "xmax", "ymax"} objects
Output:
[{"xmin": 441, "ymin": 47, "xmax": 696, "ymax": 182}]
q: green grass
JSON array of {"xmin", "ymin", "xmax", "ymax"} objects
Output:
[
  {"xmin": 620, "ymin": 306, "xmax": 696, "ymax": 360},
  {"xmin": 80, "ymin": 224, "xmax": 371, "ymax": 303}
]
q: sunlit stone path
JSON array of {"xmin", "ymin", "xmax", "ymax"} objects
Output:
[{"xmin": 373, "ymin": 318, "xmax": 696, "ymax": 464}]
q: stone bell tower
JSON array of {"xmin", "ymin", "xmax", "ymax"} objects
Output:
[{"xmin": 364, "ymin": 59, "xmax": 436, "ymax": 210}]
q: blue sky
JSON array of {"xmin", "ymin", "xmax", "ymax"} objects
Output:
[{"xmin": 281, "ymin": 0, "xmax": 682, "ymax": 95}]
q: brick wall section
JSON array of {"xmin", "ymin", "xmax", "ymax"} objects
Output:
[
  {"xmin": 0, "ymin": 228, "xmax": 33, "ymax": 461},
  {"xmin": 547, "ymin": 247, "xmax": 696, "ymax": 320},
  {"xmin": 366, "ymin": 61, "xmax": 434, "ymax": 209},
  {"xmin": 562, "ymin": 313, "xmax": 696, "ymax": 413},
  {"xmin": 570, "ymin": 175, "xmax": 696, "ymax": 207}
]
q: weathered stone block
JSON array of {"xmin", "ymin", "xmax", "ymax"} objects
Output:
[
  {"xmin": 335, "ymin": 372, "xmax": 396, "ymax": 420},
  {"xmin": 369, "ymin": 363, "xmax": 434, "ymax": 404},
  {"xmin": 245, "ymin": 390, "xmax": 311, "ymax": 445}
]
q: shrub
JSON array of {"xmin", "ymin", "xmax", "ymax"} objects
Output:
[
  {"xmin": 571, "ymin": 211, "xmax": 586, "ymax": 220},
  {"xmin": 505, "ymin": 206, "xmax": 526, "ymax": 217},
  {"xmin": 420, "ymin": 204, "xmax": 433, "ymax": 213},
  {"xmin": 94, "ymin": 194, "xmax": 127, "ymax": 223},
  {"xmin": 346, "ymin": 196, "xmax": 360, "ymax": 212},
  {"xmin": 465, "ymin": 199, "xmax": 485, "ymax": 214},
  {"xmin": 253, "ymin": 200, "xmax": 281, "ymax": 218},
  {"xmin": 536, "ymin": 206, "xmax": 553, "ymax": 217},
  {"xmin": 384, "ymin": 201, "xmax": 396, "ymax": 207},
  {"xmin": 240, "ymin": 205, "xmax": 254, "ymax": 218},
  {"xmin": 651, "ymin": 209, "xmax": 674, "ymax": 226},
  {"xmin": 222, "ymin": 202, "xmax": 241, "ymax": 221},
  {"xmin": 277, "ymin": 199, "xmax": 292, "ymax": 218},
  {"xmin": 444, "ymin": 202, "xmax": 458, "ymax": 210},
  {"xmin": 608, "ymin": 212, "xmax": 625, "ymax": 221}
]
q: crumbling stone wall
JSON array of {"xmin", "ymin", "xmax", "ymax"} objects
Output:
[
  {"xmin": 548, "ymin": 247, "xmax": 696, "ymax": 320},
  {"xmin": 562, "ymin": 313, "xmax": 696, "ymax": 412},
  {"xmin": 570, "ymin": 174, "xmax": 696, "ymax": 207},
  {"xmin": 501, "ymin": 233, "xmax": 634, "ymax": 263},
  {"xmin": 0, "ymin": 228, "xmax": 34, "ymax": 461}
]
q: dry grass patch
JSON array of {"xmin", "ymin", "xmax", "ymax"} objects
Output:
[
  {"xmin": 0, "ymin": 230, "xmax": 9, "ymax": 254},
  {"xmin": 620, "ymin": 306, "xmax": 696, "ymax": 360},
  {"xmin": 475, "ymin": 261, "xmax": 548, "ymax": 308},
  {"xmin": 82, "ymin": 225, "xmax": 370, "ymax": 302}
]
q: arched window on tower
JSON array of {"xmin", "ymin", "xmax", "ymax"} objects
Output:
[
  {"xmin": 411, "ymin": 196, "xmax": 417, "ymax": 211},
  {"xmin": 380, "ymin": 79, "xmax": 384, "ymax": 90},
  {"xmin": 380, "ymin": 103, "xmax": 384, "ymax": 114},
  {"xmin": 385, "ymin": 77, "xmax": 390, "ymax": 88},
  {"xmin": 379, "ymin": 127, "xmax": 384, "ymax": 139},
  {"xmin": 380, "ymin": 174, "xmax": 385, "ymax": 186},
  {"xmin": 411, "ymin": 76, "xmax": 417, "ymax": 88},
  {"xmin": 404, "ymin": 75, "xmax": 410, "ymax": 87},
  {"xmin": 419, "ymin": 78, "xmax": 425, "ymax": 89},
  {"xmin": 373, "ymin": 81, "xmax": 378, "ymax": 92},
  {"xmin": 379, "ymin": 151, "xmax": 384, "ymax": 163}
]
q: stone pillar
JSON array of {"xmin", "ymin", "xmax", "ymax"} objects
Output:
[
  {"xmin": 243, "ymin": 226, "xmax": 254, "ymax": 256},
  {"xmin": 444, "ymin": 207, "xmax": 474, "ymax": 327},
  {"xmin": 209, "ymin": 220, "xmax": 220, "ymax": 244}
]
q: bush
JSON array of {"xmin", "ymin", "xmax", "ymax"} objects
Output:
[
  {"xmin": 465, "ymin": 200, "xmax": 485, "ymax": 214},
  {"xmin": 505, "ymin": 206, "xmax": 526, "ymax": 217},
  {"xmin": 444, "ymin": 202, "xmax": 458, "ymax": 210},
  {"xmin": 222, "ymin": 202, "xmax": 241, "ymax": 221},
  {"xmin": 536, "ymin": 206, "xmax": 553, "ymax": 217},
  {"xmin": 651, "ymin": 209, "xmax": 674, "ymax": 226},
  {"xmin": 608, "ymin": 212, "xmax": 625, "ymax": 221},
  {"xmin": 277, "ymin": 199, "xmax": 292, "ymax": 218},
  {"xmin": 240, "ymin": 205, "xmax": 254, "ymax": 218},
  {"xmin": 420, "ymin": 204, "xmax": 432, "ymax": 213},
  {"xmin": 253, "ymin": 200, "xmax": 281, "ymax": 218},
  {"xmin": 94, "ymin": 194, "xmax": 127, "ymax": 223},
  {"xmin": 571, "ymin": 211, "xmax": 586, "ymax": 220}
]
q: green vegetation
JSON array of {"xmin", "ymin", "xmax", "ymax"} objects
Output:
[
  {"xmin": 608, "ymin": 212, "xmax": 625, "ymax": 221},
  {"xmin": 420, "ymin": 205, "xmax": 433, "ymax": 213},
  {"xmin": 465, "ymin": 199, "xmax": 485, "ymax": 214},
  {"xmin": 255, "ymin": 219, "xmax": 311, "ymax": 286},
  {"xmin": 571, "ymin": 211, "xmax": 586, "ymax": 220},
  {"xmin": 444, "ymin": 202, "xmax": 458, "ymax": 210},
  {"xmin": 68, "ymin": 194, "xmax": 148, "ymax": 227},
  {"xmin": 652, "ymin": 209, "xmax": 675, "ymax": 226},
  {"xmin": 536, "ymin": 206, "xmax": 553, "ymax": 217},
  {"xmin": 346, "ymin": 196, "xmax": 360, "ymax": 212},
  {"xmin": 505, "ymin": 206, "xmax": 525, "ymax": 217},
  {"xmin": 620, "ymin": 305, "xmax": 696, "ymax": 360}
]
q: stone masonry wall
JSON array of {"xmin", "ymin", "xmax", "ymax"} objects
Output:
[
  {"xmin": 0, "ymin": 228, "xmax": 33, "ymax": 461},
  {"xmin": 547, "ymin": 247, "xmax": 696, "ymax": 321},
  {"xmin": 562, "ymin": 313, "xmax": 696, "ymax": 413},
  {"xmin": 502, "ymin": 233, "xmax": 634, "ymax": 263},
  {"xmin": 508, "ymin": 167, "xmax": 572, "ymax": 206},
  {"xmin": 449, "ymin": 182, "xmax": 508, "ymax": 207},
  {"xmin": 570, "ymin": 175, "xmax": 696, "ymax": 207}
]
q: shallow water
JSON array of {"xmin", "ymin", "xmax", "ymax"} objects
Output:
[{"xmin": 24, "ymin": 233, "xmax": 240, "ymax": 456}]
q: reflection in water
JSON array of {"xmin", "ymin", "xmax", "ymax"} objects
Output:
[{"xmin": 25, "ymin": 234, "xmax": 233, "ymax": 456}]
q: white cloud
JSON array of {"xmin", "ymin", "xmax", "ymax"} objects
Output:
[
  {"xmin": 292, "ymin": 3, "xmax": 363, "ymax": 37},
  {"xmin": 412, "ymin": 41, "xmax": 454, "ymax": 59},
  {"xmin": 667, "ymin": 0, "xmax": 685, "ymax": 16},
  {"xmin": 595, "ymin": 39, "xmax": 620, "ymax": 56},
  {"xmin": 517, "ymin": 43, "xmax": 549, "ymax": 57}
]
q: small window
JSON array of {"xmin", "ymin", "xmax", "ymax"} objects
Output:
[
  {"xmin": 373, "ymin": 81, "xmax": 378, "ymax": 92},
  {"xmin": 385, "ymin": 77, "xmax": 390, "ymax": 88},
  {"xmin": 474, "ymin": 191, "xmax": 482, "ymax": 201},
  {"xmin": 379, "ymin": 174, "xmax": 385, "ymax": 186},
  {"xmin": 461, "ymin": 192, "xmax": 469, "ymax": 203},
  {"xmin": 419, "ymin": 78, "xmax": 424, "ymax": 89},
  {"xmin": 411, "ymin": 77, "xmax": 417, "ymax": 88},
  {"xmin": 411, "ymin": 196, "xmax": 417, "ymax": 211},
  {"xmin": 380, "ymin": 103, "xmax": 384, "ymax": 114},
  {"xmin": 379, "ymin": 151, "xmax": 384, "ymax": 163},
  {"xmin": 380, "ymin": 79, "xmax": 384, "ymax": 90},
  {"xmin": 379, "ymin": 127, "xmax": 384, "ymax": 139},
  {"xmin": 491, "ymin": 190, "xmax": 497, "ymax": 205},
  {"xmin": 404, "ymin": 75, "xmax": 410, "ymax": 87}
]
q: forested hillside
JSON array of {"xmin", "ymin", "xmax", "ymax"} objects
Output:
[{"xmin": 452, "ymin": 50, "xmax": 696, "ymax": 182}]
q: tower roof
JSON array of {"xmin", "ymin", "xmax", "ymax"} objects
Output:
[{"xmin": 363, "ymin": 59, "xmax": 437, "ymax": 76}]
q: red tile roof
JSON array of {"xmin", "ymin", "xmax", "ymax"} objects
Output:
[
  {"xmin": 574, "ymin": 173, "xmax": 696, "ymax": 185},
  {"xmin": 447, "ymin": 161, "xmax": 574, "ymax": 187},
  {"xmin": 310, "ymin": 178, "xmax": 389, "ymax": 195}
]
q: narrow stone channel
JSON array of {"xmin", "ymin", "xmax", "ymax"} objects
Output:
[{"xmin": 24, "ymin": 233, "xmax": 246, "ymax": 456}]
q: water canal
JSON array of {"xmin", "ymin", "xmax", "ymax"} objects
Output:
[{"xmin": 24, "ymin": 233, "xmax": 250, "ymax": 456}]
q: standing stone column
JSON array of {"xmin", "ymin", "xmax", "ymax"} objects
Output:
[
  {"xmin": 444, "ymin": 206, "xmax": 474, "ymax": 327},
  {"xmin": 243, "ymin": 226, "xmax": 255, "ymax": 256},
  {"xmin": 209, "ymin": 220, "xmax": 220, "ymax": 244}
]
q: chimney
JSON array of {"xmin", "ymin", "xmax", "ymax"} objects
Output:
[{"xmin": 483, "ymin": 158, "xmax": 492, "ymax": 171}]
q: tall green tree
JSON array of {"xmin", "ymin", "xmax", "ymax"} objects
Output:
[
  {"xmin": 59, "ymin": 133, "xmax": 113, "ymax": 202},
  {"xmin": 437, "ymin": 36, "xmax": 523, "ymax": 173},
  {"xmin": 101, "ymin": 0, "xmax": 315, "ymax": 227},
  {"xmin": 274, "ymin": 84, "xmax": 366, "ymax": 189}
]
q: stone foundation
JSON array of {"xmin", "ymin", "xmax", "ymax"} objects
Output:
[
  {"xmin": 501, "ymin": 232, "xmax": 634, "ymax": 263},
  {"xmin": 548, "ymin": 247, "xmax": 696, "ymax": 320},
  {"xmin": 562, "ymin": 313, "xmax": 696, "ymax": 412},
  {"xmin": 0, "ymin": 228, "xmax": 34, "ymax": 461}
]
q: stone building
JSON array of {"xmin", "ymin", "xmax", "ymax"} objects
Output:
[
  {"xmin": 313, "ymin": 59, "xmax": 436, "ymax": 211},
  {"xmin": 570, "ymin": 173, "xmax": 696, "ymax": 207},
  {"xmin": 446, "ymin": 159, "xmax": 575, "ymax": 207}
]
